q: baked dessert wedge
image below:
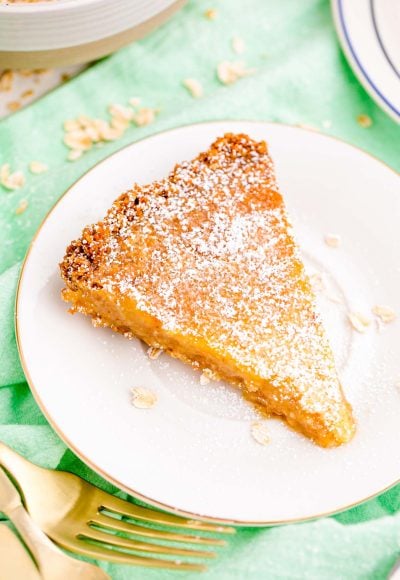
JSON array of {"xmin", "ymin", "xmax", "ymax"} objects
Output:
[{"xmin": 60, "ymin": 133, "xmax": 355, "ymax": 447}]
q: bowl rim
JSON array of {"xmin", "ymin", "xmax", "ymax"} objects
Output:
[{"xmin": 0, "ymin": 0, "xmax": 122, "ymax": 15}]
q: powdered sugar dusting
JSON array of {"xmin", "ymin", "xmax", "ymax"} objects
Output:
[{"xmin": 61, "ymin": 133, "xmax": 354, "ymax": 443}]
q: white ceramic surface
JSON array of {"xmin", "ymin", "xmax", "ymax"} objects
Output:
[
  {"xmin": 16, "ymin": 121, "xmax": 400, "ymax": 524},
  {"xmin": 331, "ymin": 0, "xmax": 400, "ymax": 123},
  {"xmin": 0, "ymin": 0, "xmax": 177, "ymax": 51}
]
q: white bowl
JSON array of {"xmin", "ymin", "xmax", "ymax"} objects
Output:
[{"xmin": 0, "ymin": 0, "xmax": 185, "ymax": 68}]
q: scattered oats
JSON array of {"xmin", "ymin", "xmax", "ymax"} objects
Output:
[
  {"xmin": 77, "ymin": 115, "xmax": 94, "ymax": 130},
  {"xmin": 131, "ymin": 387, "xmax": 158, "ymax": 409},
  {"xmin": 29, "ymin": 161, "xmax": 48, "ymax": 174},
  {"xmin": 309, "ymin": 272, "xmax": 325, "ymax": 292},
  {"xmin": 1, "ymin": 165, "xmax": 20, "ymax": 192},
  {"xmin": 0, "ymin": 165, "xmax": 25, "ymax": 191},
  {"xmin": 372, "ymin": 305, "xmax": 396, "ymax": 323},
  {"xmin": 64, "ymin": 119, "xmax": 81, "ymax": 132},
  {"xmin": 232, "ymin": 36, "xmax": 245, "ymax": 55},
  {"xmin": 108, "ymin": 103, "xmax": 134, "ymax": 122},
  {"xmin": 133, "ymin": 107, "xmax": 158, "ymax": 127},
  {"xmin": 375, "ymin": 317, "xmax": 384, "ymax": 334},
  {"xmin": 7, "ymin": 101, "xmax": 21, "ymax": 112},
  {"xmin": 322, "ymin": 119, "xmax": 332, "ymax": 129},
  {"xmin": 129, "ymin": 97, "xmax": 141, "ymax": 107},
  {"xmin": 64, "ymin": 130, "xmax": 93, "ymax": 151},
  {"xmin": 67, "ymin": 149, "xmax": 83, "ymax": 161},
  {"xmin": 200, "ymin": 368, "xmax": 220, "ymax": 385},
  {"xmin": 63, "ymin": 101, "xmax": 156, "ymax": 160},
  {"xmin": 98, "ymin": 124, "xmax": 123, "ymax": 141},
  {"xmin": 200, "ymin": 372, "xmax": 210, "ymax": 385},
  {"xmin": 325, "ymin": 291, "xmax": 343, "ymax": 305},
  {"xmin": 324, "ymin": 233, "xmax": 341, "ymax": 248},
  {"xmin": 296, "ymin": 123, "xmax": 319, "ymax": 131},
  {"xmin": 15, "ymin": 199, "xmax": 28, "ymax": 215},
  {"xmin": 217, "ymin": 60, "xmax": 255, "ymax": 85},
  {"xmin": 83, "ymin": 123, "xmax": 102, "ymax": 142},
  {"xmin": 0, "ymin": 70, "xmax": 13, "ymax": 92},
  {"xmin": 251, "ymin": 422, "xmax": 271, "ymax": 446},
  {"xmin": 183, "ymin": 78, "xmax": 203, "ymax": 98},
  {"xmin": 21, "ymin": 89, "xmax": 34, "ymax": 99},
  {"xmin": 204, "ymin": 8, "xmax": 217, "ymax": 19},
  {"xmin": 110, "ymin": 116, "xmax": 130, "ymax": 131},
  {"xmin": 357, "ymin": 114, "xmax": 372, "ymax": 128},
  {"xmin": 348, "ymin": 311, "xmax": 371, "ymax": 333},
  {"xmin": 0, "ymin": 164, "xmax": 10, "ymax": 182},
  {"xmin": 147, "ymin": 346, "xmax": 163, "ymax": 360}
]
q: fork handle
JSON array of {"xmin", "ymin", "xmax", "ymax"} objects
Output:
[
  {"xmin": 6, "ymin": 501, "xmax": 70, "ymax": 580},
  {"xmin": 0, "ymin": 442, "xmax": 46, "ymax": 503},
  {"xmin": 6, "ymin": 499, "xmax": 109, "ymax": 580}
]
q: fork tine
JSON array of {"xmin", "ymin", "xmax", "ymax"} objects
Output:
[
  {"xmin": 79, "ymin": 528, "xmax": 215, "ymax": 559},
  {"xmin": 92, "ymin": 513, "xmax": 226, "ymax": 546},
  {"xmin": 58, "ymin": 537, "xmax": 206, "ymax": 572},
  {"xmin": 99, "ymin": 496, "xmax": 235, "ymax": 534}
]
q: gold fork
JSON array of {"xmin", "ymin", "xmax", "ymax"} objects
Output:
[
  {"xmin": 0, "ymin": 467, "xmax": 109, "ymax": 579},
  {"xmin": 0, "ymin": 442, "xmax": 234, "ymax": 572}
]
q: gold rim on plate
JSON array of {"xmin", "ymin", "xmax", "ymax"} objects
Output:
[{"xmin": 14, "ymin": 120, "xmax": 400, "ymax": 526}]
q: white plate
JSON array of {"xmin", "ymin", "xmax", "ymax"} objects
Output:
[
  {"xmin": 331, "ymin": 0, "xmax": 400, "ymax": 123},
  {"xmin": 16, "ymin": 121, "xmax": 400, "ymax": 525}
]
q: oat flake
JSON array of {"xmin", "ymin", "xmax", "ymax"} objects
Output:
[
  {"xmin": 29, "ymin": 161, "xmax": 48, "ymax": 174},
  {"xmin": 251, "ymin": 422, "xmax": 270, "ymax": 446},
  {"xmin": 232, "ymin": 36, "xmax": 245, "ymax": 55},
  {"xmin": 147, "ymin": 346, "xmax": 163, "ymax": 360},
  {"xmin": 131, "ymin": 387, "xmax": 157, "ymax": 409},
  {"xmin": 372, "ymin": 305, "xmax": 396, "ymax": 323},
  {"xmin": 15, "ymin": 199, "xmax": 28, "ymax": 215},
  {"xmin": 348, "ymin": 312, "xmax": 371, "ymax": 333},
  {"xmin": 183, "ymin": 78, "xmax": 203, "ymax": 98},
  {"xmin": 357, "ymin": 114, "xmax": 372, "ymax": 128},
  {"xmin": 204, "ymin": 8, "xmax": 217, "ymax": 19},
  {"xmin": 324, "ymin": 233, "xmax": 341, "ymax": 248},
  {"xmin": 217, "ymin": 61, "xmax": 255, "ymax": 85}
]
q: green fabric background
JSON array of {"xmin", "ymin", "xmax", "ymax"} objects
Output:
[{"xmin": 1, "ymin": 0, "xmax": 399, "ymax": 578}]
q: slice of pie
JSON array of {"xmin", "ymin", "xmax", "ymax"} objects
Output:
[{"xmin": 60, "ymin": 133, "xmax": 355, "ymax": 447}]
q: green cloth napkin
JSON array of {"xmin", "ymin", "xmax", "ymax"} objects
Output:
[{"xmin": 1, "ymin": 0, "xmax": 399, "ymax": 578}]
